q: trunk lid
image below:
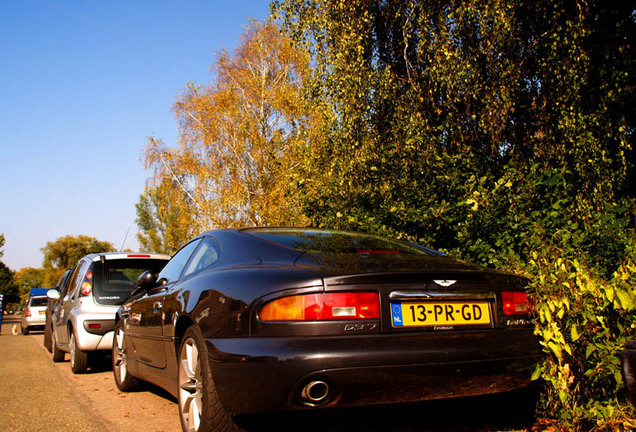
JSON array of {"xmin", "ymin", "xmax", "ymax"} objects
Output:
[{"xmin": 296, "ymin": 252, "xmax": 530, "ymax": 333}]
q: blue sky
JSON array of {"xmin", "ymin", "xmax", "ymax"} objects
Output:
[{"xmin": 0, "ymin": 0, "xmax": 272, "ymax": 271}]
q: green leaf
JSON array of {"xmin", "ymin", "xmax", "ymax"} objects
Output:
[
  {"xmin": 616, "ymin": 289, "xmax": 634, "ymax": 310},
  {"xmin": 548, "ymin": 341, "xmax": 563, "ymax": 360},
  {"xmin": 531, "ymin": 365, "xmax": 543, "ymax": 381}
]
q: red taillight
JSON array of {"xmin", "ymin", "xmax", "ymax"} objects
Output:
[
  {"xmin": 502, "ymin": 291, "xmax": 531, "ymax": 316},
  {"xmin": 260, "ymin": 292, "xmax": 380, "ymax": 321},
  {"xmin": 81, "ymin": 281, "xmax": 92, "ymax": 296},
  {"xmin": 127, "ymin": 254, "xmax": 150, "ymax": 258},
  {"xmin": 88, "ymin": 323, "xmax": 101, "ymax": 330},
  {"xmin": 25, "ymin": 307, "xmax": 31, "ymax": 318}
]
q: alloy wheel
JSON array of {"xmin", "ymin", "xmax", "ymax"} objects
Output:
[
  {"xmin": 69, "ymin": 331, "xmax": 88, "ymax": 373},
  {"xmin": 178, "ymin": 337, "xmax": 203, "ymax": 432},
  {"xmin": 51, "ymin": 329, "xmax": 64, "ymax": 362},
  {"xmin": 114, "ymin": 327, "xmax": 127, "ymax": 383}
]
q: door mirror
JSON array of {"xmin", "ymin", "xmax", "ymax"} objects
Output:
[
  {"xmin": 136, "ymin": 270, "xmax": 158, "ymax": 292},
  {"xmin": 47, "ymin": 289, "xmax": 60, "ymax": 300}
]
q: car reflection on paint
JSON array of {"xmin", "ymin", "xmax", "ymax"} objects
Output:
[{"xmin": 113, "ymin": 228, "xmax": 542, "ymax": 432}]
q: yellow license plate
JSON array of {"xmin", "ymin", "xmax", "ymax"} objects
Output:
[{"xmin": 391, "ymin": 301, "xmax": 491, "ymax": 327}]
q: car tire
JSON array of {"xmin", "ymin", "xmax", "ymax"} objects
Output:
[
  {"xmin": 70, "ymin": 331, "xmax": 89, "ymax": 374},
  {"xmin": 51, "ymin": 330, "xmax": 65, "ymax": 362},
  {"xmin": 22, "ymin": 325, "xmax": 29, "ymax": 335},
  {"xmin": 178, "ymin": 326, "xmax": 244, "ymax": 432},
  {"xmin": 43, "ymin": 320, "xmax": 52, "ymax": 352},
  {"xmin": 113, "ymin": 321, "xmax": 141, "ymax": 391}
]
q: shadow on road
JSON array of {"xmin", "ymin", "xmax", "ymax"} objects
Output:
[{"xmin": 243, "ymin": 389, "xmax": 538, "ymax": 432}]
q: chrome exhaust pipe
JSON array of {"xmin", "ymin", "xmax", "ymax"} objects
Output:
[{"xmin": 300, "ymin": 380, "xmax": 330, "ymax": 405}]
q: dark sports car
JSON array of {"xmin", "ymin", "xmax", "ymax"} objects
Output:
[{"xmin": 113, "ymin": 228, "xmax": 541, "ymax": 432}]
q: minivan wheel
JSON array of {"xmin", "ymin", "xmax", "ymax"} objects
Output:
[
  {"xmin": 22, "ymin": 325, "xmax": 29, "ymax": 335},
  {"xmin": 51, "ymin": 330, "xmax": 65, "ymax": 362},
  {"xmin": 113, "ymin": 321, "xmax": 140, "ymax": 391},
  {"xmin": 178, "ymin": 326, "xmax": 243, "ymax": 432},
  {"xmin": 43, "ymin": 320, "xmax": 52, "ymax": 352},
  {"xmin": 70, "ymin": 331, "xmax": 89, "ymax": 374}
]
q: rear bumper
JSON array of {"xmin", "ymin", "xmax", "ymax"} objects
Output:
[
  {"xmin": 73, "ymin": 315, "xmax": 116, "ymax": 351},
  {"xmin": 75, "ymin": 324, "xmax": 114, "ymax": 350},
  {"xmin": 69, "ymin": 303, "xmax": 119, "ymax": 351},
  {"xmin": 21, "ymin": 316, "xmax": 46, "ymax": 328},
  {"xmin": 206, "ymin": 328, "xmax": 542, "ymax": 415}
]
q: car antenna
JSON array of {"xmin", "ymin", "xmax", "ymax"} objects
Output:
[{"xmin": 120, "ymin": 226, "xmax": 130, "ymax": 252}]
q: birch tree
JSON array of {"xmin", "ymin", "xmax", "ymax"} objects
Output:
[{"xmin": 143, "ymin": 20, "xmax": 313, "ymax": 234}]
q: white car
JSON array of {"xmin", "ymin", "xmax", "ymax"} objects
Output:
[
  {"xmin": 49, "ymin": 252, "xmax": 170, "ymax": 373},
  {"xmin": 21, "ymin": 293, "xmax": 48, "ymax": 335}
]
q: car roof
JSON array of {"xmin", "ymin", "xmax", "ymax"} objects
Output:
[{"xmin": 29, "ymin": 288, "xmax": 49, "ymax": 296}]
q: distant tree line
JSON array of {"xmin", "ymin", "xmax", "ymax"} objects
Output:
[
  {"xmin": 0, "ymin": 234, "xmax": 114, "ymax": 309},
  {"xmin": 0, "ymin": 233, "xmax": 20, "ymax": 308}
]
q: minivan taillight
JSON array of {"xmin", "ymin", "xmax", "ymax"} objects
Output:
[
  {"xmin": 502, "ymin": 291, "xmax": 531, "ymax": 316},
  {"xmin": 260, "ymin": 292, "xmax": 380, "ymax": 321},
  {"xmin": 25, "ymin": 307, "xmax": 31, "ymax": 318},
  {"xmin": 81, "ymin": 281, "xmax": 92, "ymax": 296}
]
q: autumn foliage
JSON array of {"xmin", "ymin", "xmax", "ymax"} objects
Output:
[
  {"xmin": 139, "ymin": 3, "xmax": 635, "ymax": 430},
  {"xmin": 141, "ymin": 20, "xmax": 312, "ymax": 253}
]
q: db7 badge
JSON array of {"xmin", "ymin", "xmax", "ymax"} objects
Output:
[{"xmin": 344, "ymin": 323, "xmax": 377, "ymax": 332}]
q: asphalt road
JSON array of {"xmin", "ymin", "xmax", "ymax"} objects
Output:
[
  {"xmin": 0, "ymin": 315, "xmax": 180, "ymax": 432},
  {"xmin": 0, "ymin": 314, "xmax": 536, "ymax": 432},
  {"xmin": 0, "ymin": 316, "xmax": 102, "ymax": 431}
]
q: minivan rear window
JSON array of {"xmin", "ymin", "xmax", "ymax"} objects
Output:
[{"xmin": 93, "ymin": 259, "xmax": 167, "ymax": 305}]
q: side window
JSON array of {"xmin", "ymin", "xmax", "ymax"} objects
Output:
[
  {"xmin": 157, "ymin": 239, "xmax": 202, "ymax": 284},
  {"xmin": 54, "ymin": 271, "xmax": 68, "ymax": 289},
  {"xmin": 69, "ymin": 261, "xmax": 88, "ymax": 298},
  {"xmin": 60, "ymin": 267, "xmax": 76, "ymax": 298},
  {"xmin": 182, "ymin": 237, "xmax": 221, "ymax": 278}
]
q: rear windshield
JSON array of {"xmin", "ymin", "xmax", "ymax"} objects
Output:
[
  {"xmin": 29, "ymin": 296, "xmax": 48, "ymax": 307},
  {"xmin": 93, "ymin": 258, "xmax": 167, "ymax": 305},
  {"xmin": 247, "ymin": 229, "xmax": 435, "ymax": 256}
]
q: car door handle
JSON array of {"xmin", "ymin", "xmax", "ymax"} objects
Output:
[{"xmin": 154, "ymin": 301, "xmax": 163, "ymax": 309}]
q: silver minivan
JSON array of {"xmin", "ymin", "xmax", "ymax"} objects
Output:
[
  {"xmin": 21, "ymin": 294, "xmax": 48, "ymax": 335},
  {"xmin": 48, "ymin": 252, "xmax": 170, "ymax": 373}
]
